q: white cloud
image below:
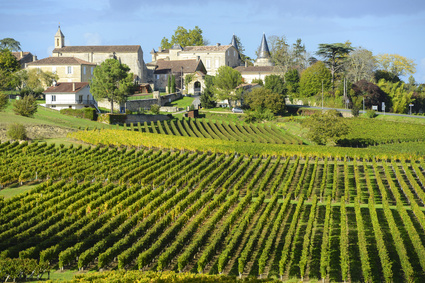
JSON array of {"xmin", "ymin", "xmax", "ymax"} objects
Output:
[{"xmin": 84, "ymin": 33, "xmax": 102, "ymax": 45}]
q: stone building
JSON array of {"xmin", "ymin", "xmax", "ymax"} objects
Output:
[
  {"xmin": 149, "ymin": 35, "xmax": 241, "ymax": 76},
  {"xmin": 12, "ymin": 51, "xmax": 37, "ymax": 69},
  {"xmin": 147, "ymin": 59, "xmax": 207, "ymax": 94},
  {"xmin": 26, "ymin": 56, "xmax": 96, "ymax": 83},
  {"xmin": 235, "ymin": 34, "xmax": 280, "ymax": 83},
  {"xmin": 51, "ymin": 26, "xmax": 147, "ymax": 83}
]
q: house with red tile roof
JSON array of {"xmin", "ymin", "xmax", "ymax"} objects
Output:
[{"xmin": 43, "ymin": 82, "xmax": 96, "ymax": 110}]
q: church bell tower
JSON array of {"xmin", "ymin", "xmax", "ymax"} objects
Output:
[{"xmin": 54, "ymin": 25, "xmax": 65, "ymax": 49}]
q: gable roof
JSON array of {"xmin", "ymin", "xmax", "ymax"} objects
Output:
[
  {"xmin": 183, "ymin": 44, "xmax": 233, "ymax": 52},
  {"xmin": 52, "ymin": 45, "xmax": 141, "ymax": 54},
  {"xmin": 235, "ymin": 66, "xmax": 276, "ymax": 73},
  {"xmin": 12, "ymin": 52, "xmax": 32, "ymax": 61},
  {"xmin": 27, "ymin": 56, "xmax": 95, "ymax": 66},
  {"xmin": 154, "ymin": 59, "xmax": 206, "ymax": 74},
  {"xmin": 44, "ymin": 82, "xmax": 89, "ymax": 93}
]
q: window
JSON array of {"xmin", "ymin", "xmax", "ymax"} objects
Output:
[
  {"xmin": 91, "ymin": 67, "xmax": 94, "ymax": 75},
  {"xmin": 52, "ymin": 66, "xmax": 56, "ymax": 74},
  {"xmin": 83, "ymin": 66, "xmax": 86, "ymax": 75},
  {"xmin": 215, "ymin": 59, "xmax": 219, "ymax": 68},
  {"xmin": 52, "ymin": 95, "xmax": 56, "ymax": 102},
  {"xmin": 66, "ymin": 66, "xmax": 73, "ymax": 74},
  {"xmin": 234, "ymin": 51, "xmax": 236, "ymax": 57},
  {"xmin": 206, "ymin": 59, "xmax": 211, "ymax": 69},
  {"xmin": 78, "ymin": 95, "xmax": 83, "ymax": 103},
  {"xmin": 156, "ymin": 74, "xmax": 159, "ymax": 80}
]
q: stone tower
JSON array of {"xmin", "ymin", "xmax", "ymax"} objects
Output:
[
  {"xmin": 54, "ymin": 26, "xmax": 65, "ymax": 49},
  {"xmin": 254, "ymin": 33, "xmax": 274, "ymax": 67}
]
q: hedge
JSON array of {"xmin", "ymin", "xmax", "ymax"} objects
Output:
[{"xmin": 60, "ymin": 107, "xmax": 97, "ymax": 121}]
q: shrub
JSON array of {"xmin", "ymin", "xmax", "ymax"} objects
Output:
[
  {"xmin": 60, "ymin": 108, "xmax": 97, "ymax": 121},
  {"xmin": 7, "ymin": 123, "xmax": 27, "ymax": 140},
  {"xmin": 150, "ymin": 104, "xmax": 160, "ymax": 114},
  {"xmin": 365, "ymin": 110, "xmax": 377, "ymax": 118},
  {"xmin": 13, "ymin": 95, "xmax": 38, "ymax": 117}
]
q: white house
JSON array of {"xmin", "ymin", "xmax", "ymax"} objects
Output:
[{"xmin": 43, "ymin": 82, "xmax": 97, "ymax": 111}]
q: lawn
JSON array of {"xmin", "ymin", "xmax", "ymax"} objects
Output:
[{"xmin": 164, "ymin": 96, "xmax": 194, "ymax": 109}]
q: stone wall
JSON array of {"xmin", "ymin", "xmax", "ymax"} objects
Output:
[{"xmin": 97, "ymin": 92, "xmax": 182, "ymax": 112}]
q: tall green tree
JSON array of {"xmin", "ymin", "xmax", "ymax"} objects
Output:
[
  {"xmin": 90, "ymin": 59, "xmax": 134, "ymax": 113},
  {"xmin": 200, "ymin": 75, "xmax": 216, "ymax": 109},
  {"xmin": 161, "ymin": 26, "xmax": 207, "ymax": 49},
  {"xmin": 264, "ymin": 74, "xmax": 286, "ymax": 95},
  {"xmin": 316, "ymin": 43, "xmax": 353, "ymax": 91},
  {"xmin": 285, "ymin": 69, "xmax": 300, "ymax": 95},
  {"xmin": 0, "ymin": 92, "xmax": 9, "ymax": 111},
  {"xmin": 299, "ymin": 61, "xmax": 332, "ymax": 97},
  {"xmin": 0, "ymin": 38, "xmax": 21, "ymax": 51},
  {"xmin": 0, "ymin": 49, "xmax": 20, "ymax": 89},
  {"xmin": 214, "ymin": 66, "xmax": 243, "ymax": 106}
]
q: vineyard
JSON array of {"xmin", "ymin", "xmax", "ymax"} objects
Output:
[
  {"xmin": 121, "ymin": 118, "xmax": 303, "ymax": 145},
  {"xmin": 2, "ymin": 140, "xmax": 425, "ymax": 282}
]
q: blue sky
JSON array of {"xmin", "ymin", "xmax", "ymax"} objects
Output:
[{"xmin": 1, "ymin": 0, "xmax": 425, "ymax": 83}]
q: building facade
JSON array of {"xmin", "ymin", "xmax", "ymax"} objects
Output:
[
  {"xmin": 26, "ymin": 57, "xmax": 96, "ymax": 83},
  {"xmin": 12, "ymin": 52, "xmax": 37, "ymax": 69},
  {"xmin": 43, "ymin": 82, "xmax": 96, "ymax": 110},
  {"xmin": 51, "ymin": 26, "xmax": 147, "ymax": 83},
  {"xmin": 148, "ymin": 59, "xmax": 207, "ymax": 94},
  {"xmin": 150, "ymin": 36, "xmax": 241, "ymax": 76}
]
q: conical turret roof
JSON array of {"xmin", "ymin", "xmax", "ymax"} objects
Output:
[
  {"xmin": 258, "ymin": 33, "xmax": 270, "ymax": 59},
  {"xmin": 231, "ymin": 34, "xmax": 239, "ymax": 51}
]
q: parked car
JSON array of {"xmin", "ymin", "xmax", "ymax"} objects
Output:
[{"xmin": 232, "ymin": 107, "xmax": 244, "ymax": 113}]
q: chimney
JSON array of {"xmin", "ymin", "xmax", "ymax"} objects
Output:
[
  {"xmin": 72, "ymin": 83, "xmax": 75, "ymax": 92},
  {"xmin": 216, "ymin": 43, "xmax": 221, "ymax": 47},
  {"xmin": 20, "ymin": 51, "xmax": 23, "ymax": 58},
  {"xmin": 158, "ymin": 46, "xmax": 162, "ymax": 52},
  {"xmin": 33, "ymin": 55, "xmax": 37, "ymax": 61},
  {"xmin": 245, "ymin": 61, "xmax": 248, "ymax": 67}
]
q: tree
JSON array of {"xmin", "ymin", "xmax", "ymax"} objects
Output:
[
  {"xmin": 0, "ymin": 92, "xmax": 9, "ymax": 111},
  {"xmin": 377, "ymin": 80, "xmax": 413, "ymax": 114},
  {"xmin": 90, "ymin": 59, "xmax": 134, "ymax": 113},
  {"xmin": 13, "ymin": 69, "xmax": 58, "ymax": 97},
  {"xmin": 374, "ymin": 70, "xmax": 400, "ymax": 83},
  {"xmin": 285, "ymin": 69, "xmax": 300, "ymax": 95},
  {"xmin": 170, "ymin": 75, "xmax": 176, "ymax": 93},
  {"xmin": 299, "ymin": 61, "xmax": 332, "ymax": 97},
  {"xmin": 346, "ymin": 48, "xmax": 377, "ymax": 82},
  {"xmin": 251, "ymin": 78, "xmax": 263, "ymax": 86},
  {"xmin": 0, "ymin": 49, "xmax": 20, "ymax": 89},
  {"xmin": 167, "ymin": 75, "xmax": 171, "ymax": 94},
  {"xmin": 214, "ymin": 66, "xmax": 243, "ymax": 106},
  {"xmin": 13, "ymin": 94, "xmax": 37, "ymax": 117},
  {"xmin": 302, "ymin": 110, "xmax": 350, "ymax": 145},
  {"xmin": 316, "ymin": 43, "xmax": 353, "ymax": 91},
  {"xmin": 233, "ymin": 35, "xmax": 253, "ymax": 65},
  {"xmin": 351, "ymin": 80, "xmax": 389, "ymax": 111},
  {"xmin": 245, "ymin": 87, "xmax": 285, "ymax": 114},
  {"xmin": 0, "ymin": 38, "xmax": 21, "ymax": 51},
  {"xmin": 376, "ymin": 54, "xmax": 416, "ymax": 81},
  {"xmin": 161, "ymin": 26, "xmax": 207, "ymax": 49},
  {"xmin": 200, "ymin": 75, "xmax": 216, "ymax": 109},
  {"xmin": 264, "ymin": 74, "xmax": 286, "ymax": 95}
]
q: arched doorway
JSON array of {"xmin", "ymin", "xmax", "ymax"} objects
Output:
[{"xmin": 194, "ymin": 81, "xmax": 201, "ymax": 95}]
